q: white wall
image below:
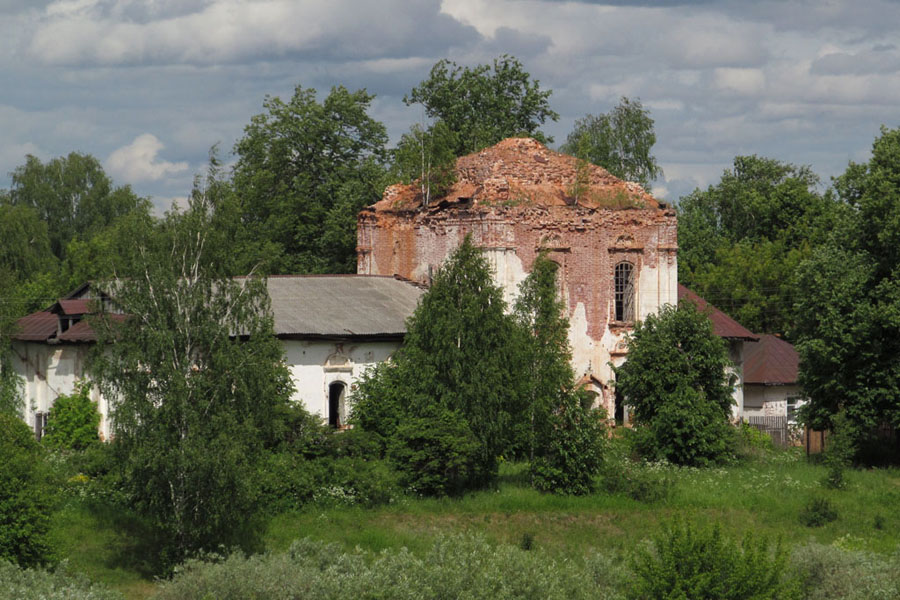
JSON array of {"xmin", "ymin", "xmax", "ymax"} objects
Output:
[
  {"xmin": 11, "ymin": 338, "xmax": 403, "ymax": 438},
  {"xmin": 281, "ymin": 339, "xmax": 401, "ymax": 421}
]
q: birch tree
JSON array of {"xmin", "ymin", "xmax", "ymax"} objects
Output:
[{"xmin": 91, "ymin": 162, "xmax": 294, "ymax": 568}]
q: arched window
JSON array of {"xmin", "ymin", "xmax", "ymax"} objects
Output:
[
  {"xmin": 328, "ymin": 381, "xmax": 347, "ymax": 428},
  {"xmin": 614, "ymin": 262, "xmax": 635, "ymax": 322}
]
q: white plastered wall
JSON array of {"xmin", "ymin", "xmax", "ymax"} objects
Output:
[{"xmin": 281, "ymin": 339, "xmax": 402, "ymax": 421}]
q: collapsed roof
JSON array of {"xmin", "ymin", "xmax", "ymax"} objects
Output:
[{"xmin": 370, "ymin": 137, "xmax": 663, "ymax": 213}]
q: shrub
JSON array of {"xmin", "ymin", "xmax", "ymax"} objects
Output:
[
  {"xmin": 789, "ymin": 542, "xmax": 900, "ymax": 600},
  {"xmin": 156, "ymin": 534, "xmax": 618, "ymax": 600},
  {"xmin": 0, "ymin": 561, "xmax": 123, "ymax": 600},
  {"xmin": 628, "ymin": 520, "xmax": 797, "ymax": 600},
  {"xmin": 735, "ymin": 421, "xmax": 775, "ymax": 460},
  {"xmin": 532, "ymin": 393, "xmax": 606, "ymax": 495},
  {"xmin": 799, "ymin": 497, "xmax": 838, "ymax": 527},
  {"xmin": 42, "ymin": 382, "xmax": 101, "ymax": 450},
  {"xmin": 0, "ymin": 412, "xmax": 55, "ymax": 567},
  {"xmin": 387, "ymin": 405, "xmax": 481, "ymax": 496},
  {"xmin": 614, "ymin": 302, "xmax": 736, "ymax": 467}
]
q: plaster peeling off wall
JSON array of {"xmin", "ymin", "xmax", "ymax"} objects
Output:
[{"xmin": 482, "ymin": 248, "xmax": 527, "ymax": 308}]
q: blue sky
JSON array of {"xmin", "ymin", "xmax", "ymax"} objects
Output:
[{"xmin": 3, "ymin": 0, "xmax": 900, "ymax": 213}]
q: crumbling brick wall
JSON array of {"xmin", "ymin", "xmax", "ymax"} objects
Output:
[{"xmin": 357, "ymin": 138, "xmax": 678, "ymax": 415}]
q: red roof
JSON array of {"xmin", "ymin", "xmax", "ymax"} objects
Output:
[
  {"xmin": 677, "ymin": 284, "xmax": 759, "ymax": 341},
  {"xmin": 56, "ymin": 299, "xmax": 93, "ymax": 315},
  {"xmin": 12, "ymin": 311, "xmax": 58, "ymax": 341},
  {"xmin": 57, "ymin": 319, "xmax": 98, "ymax": 342},
  {"xmin": 744, "ymin": 334, "xmax": 798, "ymax": 385}
]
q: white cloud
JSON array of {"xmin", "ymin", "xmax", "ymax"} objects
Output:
[
  {"xmin": 106, "ymin": 133, "xmax": 188, "ymax": 183},
  {"xmin": 29, "ymin": 0, "xmax": 478, "ymax": 66},
  {"xmin": 713, "ymin": 68, "xmax": 766, "ymax": 96}
]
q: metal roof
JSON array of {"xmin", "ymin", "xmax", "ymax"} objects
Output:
[
  {"xmin": 744, "ymin": 334, "xmax": 798, "ymax": 385},
  {"xmin": 12, "ymin": 311, "xmax": 58, "ymax": 341},
  {"xmin": 266, "ymin": 275, "xmax": 423, "ymax": 337},
  {"xmin": 55, "ymin": 299, "xmax": 93, "ymax": 315},
  {"xmin": 677, "ymin": 284, "xmax": 759, "ymax": 341},
  {"xmin": 12, "ymin": 275, "xmax": 424, "ymax": 343}
]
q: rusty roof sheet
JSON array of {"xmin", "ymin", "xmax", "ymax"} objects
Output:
[
  {"xmin": 12, "ymin": 311, "xmax": 58, "ymax": 341},
  {"xmin": 266, "ymin": 275, "xmax": 423, "ymax": 337},
  {"xmin": 371, "ymin": 137, "xmax": 662, "ymax": 213},
  {"xmin": 677, "ymin": 284, "xmax": 759, "ymax": 341},
  {"xmin": 55, "ymin": 299, "xmax": 93, "ymax": 315},
  {"xmin": 744, "ymin": 334, "xmax": 798, "ymax": 385}
]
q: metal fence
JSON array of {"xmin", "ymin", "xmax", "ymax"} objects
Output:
[{"xmin": 745, "ymin": 415, "xmax": 791, "ymax": 448}]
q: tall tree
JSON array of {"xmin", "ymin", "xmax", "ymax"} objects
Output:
[
  {"xmin": 561, "ymin": 97, "xmax": 662, "ymax": 190},
  {"xmin": 353, "ymin": 237, "xmax": 521, "ymax": 492},
  {"xmin": 614, "ymin": 301, "xmax": 734, "ymax": 466},
  {"xmin": 91, "ymin": 164, "xmax": 295, "ymax": 567},
  {"xmin": 405, "ymin": 55, "xmax": 558, "ymax": 156},
  {"xmin": 677, "ymin": 155, "xmax": 840, "ymax": 336},
  {"xmin": 514, "ymin": 254, "xmax": 605, "ymax": 494},
  {"xmin": 232, "ymin": 85, "xmax": 389, "ymax": 274},
  {"xmin": 7, "ymin": 153, "xmax": 148, "ymax": 260},
  {"xmin": 793, "ymin": 127, "xmax": 900, "ymax": 462}
]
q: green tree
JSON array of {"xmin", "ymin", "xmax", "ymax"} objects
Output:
[
  {"xmin": 7, "ymin": 153, "xmax": 149, "ymax": 261},
  {"xmin": 0, "ymin": 412, "xmax": 54, "ymax": 567},
  {"xmin": 353, "ymin": 237, "xmax": 520, "ymax": 492},
  {"xmin": 614, "ymin": 302, "xmax": 735, "ymax": 466},
  {"xmin": 232, "ymin": 85, "xmax": 389, "ymax": 274},
  {"xmin": 513, "ymin": 254, "xmax": 605, "ymax": 494},
  {"xmin": 561, "ymin": 97, "xmax": 662, "ymax": 190},
  {"xmin": 677, "ymin": 155, "xmax": 840, "ymax": 335},
  {"xmin": 792, "ymin": 127, "xmax": 900, "ymax": 462},
  {"xmin": 90, "ymin": 164, "xmax": 295, "ymax": 567},
  {"xmin": 41, "ymin": 381, "xmax": 100, "ymax": 450},
  {"xmin": 514, "ymin": 254, "xmax": 573, "ymax": 465},
  {"xmin": 405, "ymin": 55, "xmax": 558, "ymax": 156},
  {"xmin": 390, "ymin": 119, "xmax": 458, "ymax": 206}
]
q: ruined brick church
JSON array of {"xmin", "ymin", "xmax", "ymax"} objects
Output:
[{"xmin": 357, "ymin": 137, "xmax": 678, "ymax": 418}]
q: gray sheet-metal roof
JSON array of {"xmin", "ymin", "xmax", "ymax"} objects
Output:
[{"xmin": 266, "ymin": 275, "xmax": 424, "ymax": 337}]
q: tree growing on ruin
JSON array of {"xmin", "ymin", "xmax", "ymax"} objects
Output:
[
  {"xmin": 614, "ymin": 301, "xmax": 734, "ymax": 466},
  {"xmin": 390, "ymin": 119, "xmax": 458, "ymax": 206},
  {"xmin": 406, "ymin": 55, "xmax": 559, "ymax": 156},
  {"xmin": 561, "ymin": 97, "xmax": 661, "ymax": 191}
]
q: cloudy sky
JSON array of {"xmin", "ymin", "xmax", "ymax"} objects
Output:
[{"xmin": 3, "ymin": 0, "xmax": 900, "ymax": 212}]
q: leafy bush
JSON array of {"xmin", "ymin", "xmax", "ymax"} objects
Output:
[
  {"xmin": 735, "ymin": 421, "xmax": 775, "ymax": 460},
  {"xmin": 42, "ymin": 382, "xmax": 100, "ymax": 450},
  {"xmin": 789, "ymin": 542, "xmax": 900, "ymax": 600},
  {"xmin": 614, "ymin": 302, "xmax": 736, "ymax": 467},
  {"xmin": 628, "ymin": 520, "xmax": 798, "ymax": 600},
  {"xmin": 387, "ymin": 405, "xmax": 481, "ymax": 496},
  {"xmin": 0, "ymin": 561, "xmax": 123, "ymax": 600},
  {"xmin": 0, "ymin": 412, "xmax": 55, "ymax": 567},
  {"xmin": 799, "ymin": 497, "xmax": 838, "ymax": 527},
  {"xmin": 155, "ymin": 534, "xmax": 623, "ymax": 600},
  {"xmin": 532, "ymin": 393, "xmax": 606, "ymax": 495}
]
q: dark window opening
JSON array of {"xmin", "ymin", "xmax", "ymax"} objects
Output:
[
  {"xmin": 34, "ymin": 412, "xmax": 49, "ymax": 441},
  {"xmin": 614, "ymin": 262, "xmax": 635, "ymax": 322},
  {"xmin": 614, "ymin": 389, "xmax": 625, "ymax": 425},
  {"xmin": 328, "ymin": 382, "xmax": 346, "ymax": 428}
]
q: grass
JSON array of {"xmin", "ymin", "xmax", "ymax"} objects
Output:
[{"xmin": 49, "ymin": 452, "xmax": 900, "ymax": 598}]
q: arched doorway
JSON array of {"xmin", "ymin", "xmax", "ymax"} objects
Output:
[{"xmin": 328, "ymin": 381, "xmax": 346, "ymax": 428}]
